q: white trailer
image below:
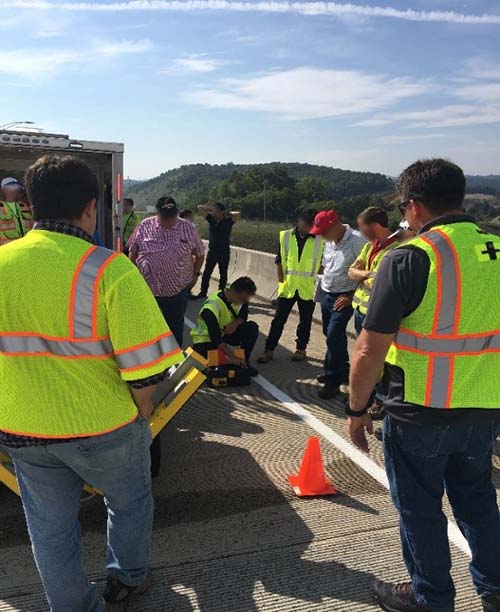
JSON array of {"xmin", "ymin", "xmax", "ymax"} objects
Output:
[{"xmin": 0, "ymin": 129, "xmax": 124, "ymax": 251}]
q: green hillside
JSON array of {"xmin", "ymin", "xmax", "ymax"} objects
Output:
[{"xmin": 125, "ymin": 162, "xmax": 394, "ymax": 221}]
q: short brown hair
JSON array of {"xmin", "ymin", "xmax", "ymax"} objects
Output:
[{"xmin": 358, "ymin": 206, "xmax": 389, "ymax": 228}]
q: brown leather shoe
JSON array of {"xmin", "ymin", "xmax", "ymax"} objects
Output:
[
  {"xmin": 257, "ymin": 351, "xmax": 273, "ymax": 364},
  {"xmin": 291, "ymin": 350, "xmax": 307, "ymax": 362}
]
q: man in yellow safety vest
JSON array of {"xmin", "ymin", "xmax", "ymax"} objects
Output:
[
  {"xmin": 0, "ymin": 176, "xmax": 33, "ymax": 245},
  {"xmin": 0, "ymin": 155, "xmax": 184, "ymax": 612},
  {"xmin": 257, "ymin": 209, "xmax": 323, "ymax": 364},
  {"xmin": 191, "ymin": 276, "xmax": 259, "ymax": 375},
  {"xmin": 348, "ymin": 158, "xmax": 500, "ymax": 612},
  {"xmin": 122, "ymin": 197, "xmax": 141, "ymax": 248}
]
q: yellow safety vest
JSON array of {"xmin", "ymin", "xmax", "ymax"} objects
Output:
[
  {"xmin": 0, "ymin": 230, "xmax": 183, "ymax": 438},
  {"xmin": 191, "ymin": 291, "xmax": 242, "ymax": 345},
  {"xmin": 385, "ymin": 221, "xmax": 500, "ymax": 409},
  {"xmin": 123, "ymin": 211, "xmax": 141, "ymax": 244},
  {"xmin": 0, "ymin": 201, "xmax": 32, "ymax": 245},
  {"xmin": 278, "ymin": 229, "xmax": 323, "ymax": 300},
  {"xmin": 352, "ymin": 239, "xmax": 399, "ymax": 315}
]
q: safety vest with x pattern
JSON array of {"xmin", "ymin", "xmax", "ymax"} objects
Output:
[
  {"xmin": 278, "ymin": 229, "xmax": 323, "ymax": 300},
  {"xmin": 0, "ymin": 229, "xmax": 183, "ymax": 438},
  {"xmin": 385, "ymin": 221, "xmax": 500, "ymax": 409}
]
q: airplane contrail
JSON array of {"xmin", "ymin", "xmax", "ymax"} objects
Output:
[{"xmin": 2, "ymin": 0, "xmax": 500, "ymax": 25}]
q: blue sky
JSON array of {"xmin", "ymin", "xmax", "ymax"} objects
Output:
[{"xmin": 1, "ymin": 0, "xmax": 499, "ymax": 178}]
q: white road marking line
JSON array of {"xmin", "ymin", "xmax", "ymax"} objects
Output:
[{"xmin": 184, "ymin": 316, "xmax": 471, "ymax": 558}]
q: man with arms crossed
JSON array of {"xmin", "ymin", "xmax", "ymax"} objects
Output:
[
  {"xmin": 0, "ymin": 156, "xmax": 184, "ymax": 612},
  {"xmin": 348, "ymin": 159, "xmax": 500, "ymax": 612}
]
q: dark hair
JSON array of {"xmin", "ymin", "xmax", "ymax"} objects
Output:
[
  {"xmin": 230, "ymin": 276, "xmax": 257, "ymax": 295},
  {"xmin": 298, "ymin": 208, "xmax": 317, "ymax": 226},
  {"xmin": 123, "ymin": 197, "xmax": 134, "ymax": 207},
  {"xmin": 25, "ymin": 155, "xmax": 98, "ymax": 222},
  {"xmin": 358, "ymin": 206, "xmax": 389, "ymax": 228},
  {"xmin": 156, "ymin": 195, "xmax": 178, "ymax": 218},
  {"xmin": 397, "ymin": 159, "xmax": 466, "ymax": 215},
  {"xmin": 179, "ymin": 209, "xmax": 193, "ymax": 219},
  {"xmin": 214, "ymin": 201, "xmax": 226, "ymax": 212}
]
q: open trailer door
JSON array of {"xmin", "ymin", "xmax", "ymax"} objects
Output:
[{"xmin": 0, "ymin": 129, "xmax": 124, "ymax": 250}]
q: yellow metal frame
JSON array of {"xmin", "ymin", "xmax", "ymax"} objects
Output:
[{"xmin": 0, "ymin": 349, "xmax": 207, "ymax": 498}]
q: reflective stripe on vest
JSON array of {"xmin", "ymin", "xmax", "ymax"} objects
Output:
[
  {"xmin": 282, "ymin": 230, "xmax": 322, "ymax": 277},
  {"xmin": 393, "ymin": 228, "xmax": 461, "ymax": 408},
  {"xmin": 0, "ymin": 245, "xmax": 181, "ymax": 370}
]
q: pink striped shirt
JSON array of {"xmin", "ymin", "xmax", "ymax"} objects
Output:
[{"xmin": 128, "ymin": 216, "xmax": 204, "ymax": 297}]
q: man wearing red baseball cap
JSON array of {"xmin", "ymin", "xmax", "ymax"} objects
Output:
[{"xmin": 311, "ymin": 209, "xmax": 366, "ymax": 399}]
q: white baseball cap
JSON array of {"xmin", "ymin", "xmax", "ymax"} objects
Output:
[
  {"xmin": 1, "ymin": 177, "xmax": 21, "ymax": 190},
  {"xmin": 398, "ymin": 220, "xmax": 410, "ymax": 230}
]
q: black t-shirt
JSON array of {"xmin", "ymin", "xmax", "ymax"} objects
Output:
[
  {"xmin": 275, "ymin": 227, "xmax": 315, "ymax": 264},
  {"xmin": 206, "ymin": 213, "xmax": 234, "ymax": 253},
  {"xmin": 363, "ymin": 214, "xmax": 497, "ymax": 425}
]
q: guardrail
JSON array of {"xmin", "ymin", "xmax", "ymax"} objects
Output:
[{"xmin": 202, "ymin": 241, "xmax": 356, "ymax": 337}]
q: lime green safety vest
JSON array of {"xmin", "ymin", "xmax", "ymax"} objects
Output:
[
  {"xmin": 123, "ymin": 211, "xmax": 141, "ymax": 244},
  {"xmin": 191, "ymin": 291, "xmax": 242, "ymax": 345},
  {"xmin": 352, "ymin": 239, "xmax": 399, "ymax": 315},
  {"xmin": 0, "ymin": 230, "xmax": 183, "ymax": 438},
  {"xmin": 278, "ymin": 229, "xmax": 323, "ymax": 300},
  {"xmin": 0, "ymin": 201, "xmax": 32, "ymax": 245},
  {"xmin": 385, "ymin": 221, "xmax": 500, "ymax": 409}
]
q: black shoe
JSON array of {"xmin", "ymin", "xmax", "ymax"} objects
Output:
[
  {"xmin": 318, "ymin": 384, "xmax": 340, "ymax": 400},
  {"xmin": 483, "ymin": 593, "xmax": 500, "ymax": 612},
  {"xmin": 316, "ymin": 374, "xmax": 326, "ymax": 384},
  {"xmin": 192, "ymin": 292, "xmax": 207, "ymax": 300},
  {"xmin": 103, "ymin": 572, "xmax": 151, "ymax": 611},
  {"xmin": 373, "ymin": 580, "xmax": 431, "ymax": 612},
  {"xmin": 246, "ymin": 366, "xmax": 259, "ymax": 377}
]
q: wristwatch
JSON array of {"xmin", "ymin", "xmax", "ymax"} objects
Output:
[{"xmin": 344, "ymin": 397, "xmax": 369, "ymax": 417}]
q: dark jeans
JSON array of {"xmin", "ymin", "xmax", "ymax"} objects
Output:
[
  {"xmin": 383, "ymin": 416, "xmax": 500, "ymax": 611},
  {"xmin": 200, "ymin": 250, "xmax": 230, "ymax": 294},
  {"xmin": 354, "ymin": 308, "xmax": 365, "ymax": 337},
  {"xmin": 193, "ymin": 321, "xmax": 259, "ymax": 363},
  {"xmin": 320, "ymin": 288, "xmax": 353, "ymax": 386},
  {"xmin": 155, "ymin": 288, "xmax": 189, "ymax": 347},
  {"xmin": 265, "ymin": 294, "xmax": 315, "ymax": 352}
]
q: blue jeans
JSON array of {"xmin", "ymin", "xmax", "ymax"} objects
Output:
[
  {"xmin": 383, "ymin": 416, "xmax": 500, "ymax": 611},
  {"xmin": 320, "ymin": 288, "xmax": 353, "ymax": 386},
  {"xmin": 4, "ymin": 418, "xmax": 153, "ymax": 612},
  {"xmin": 156, "ymin": 287, "xmax": 189, "ymax": 347}
]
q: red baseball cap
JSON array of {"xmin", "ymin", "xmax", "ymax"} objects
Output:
[{"xmin": 310, "ymin": 209, "xmax": 340, "ymax": 235}]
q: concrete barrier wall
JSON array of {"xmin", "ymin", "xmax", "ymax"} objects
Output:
[{"xmin": 202, "ymin": 241, "xmax": 356, "ymax": 337}]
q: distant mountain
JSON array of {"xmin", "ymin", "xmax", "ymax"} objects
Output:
[
  {"xmin": 125, "ymin": 162, "xmax": 394, "ymax": 213},
  {"xmin": 466, "ymin": 175, "xmax": 500, "ymax": 197}
]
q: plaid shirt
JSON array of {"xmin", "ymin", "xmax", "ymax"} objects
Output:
[
  {"xmin": 0, "ymin": 220, "xmax": 166, "ymax": 449},
  {"xmin": 128, "ymin": 217, "xmax": 205, "ymax": 297}
]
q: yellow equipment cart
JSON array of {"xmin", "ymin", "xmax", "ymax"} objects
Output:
[{"xmin": 0, "ymin": 348, "xmax": 207, "ymax": 497}]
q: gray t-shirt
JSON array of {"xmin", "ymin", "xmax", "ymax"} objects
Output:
[{"xmin": 363, "ymin": 214, "xmax": 495, "ymax": 425}]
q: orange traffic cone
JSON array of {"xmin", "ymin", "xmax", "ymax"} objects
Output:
[{"xmin": 288, "ymin": 437, "xmax": 336, "ymax": 497}]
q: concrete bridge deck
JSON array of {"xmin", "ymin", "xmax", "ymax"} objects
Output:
[{"xmin": 0, "ymin": 294, "xmax": 497, "ymax": 612}]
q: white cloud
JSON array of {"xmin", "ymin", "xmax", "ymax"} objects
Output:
[
  {"xmin": 355, "ymin": 104, "xmax": 500, "ymax": 129},
  {"xmin": 185, "ymin": 67, "xmax": 430, "ymax": 119},
  {"xmin": 0, "ymin": 38, "xmax": 152, "ymax": 79},
  {"xmin": 170, "ymin": 54, "xmax": 229, "ymax": 73},
  {"xmin": 378, "ymin": 133, "xmax": 448, "ymax": 144},
  {"xmin": 3, "ymin": 1, "xmax": 500, "ymax": 25}
]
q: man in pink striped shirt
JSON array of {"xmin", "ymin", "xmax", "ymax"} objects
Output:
[{"xmin": 128, "ymin": 197, "xmax": 204, "ymax": 347}]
